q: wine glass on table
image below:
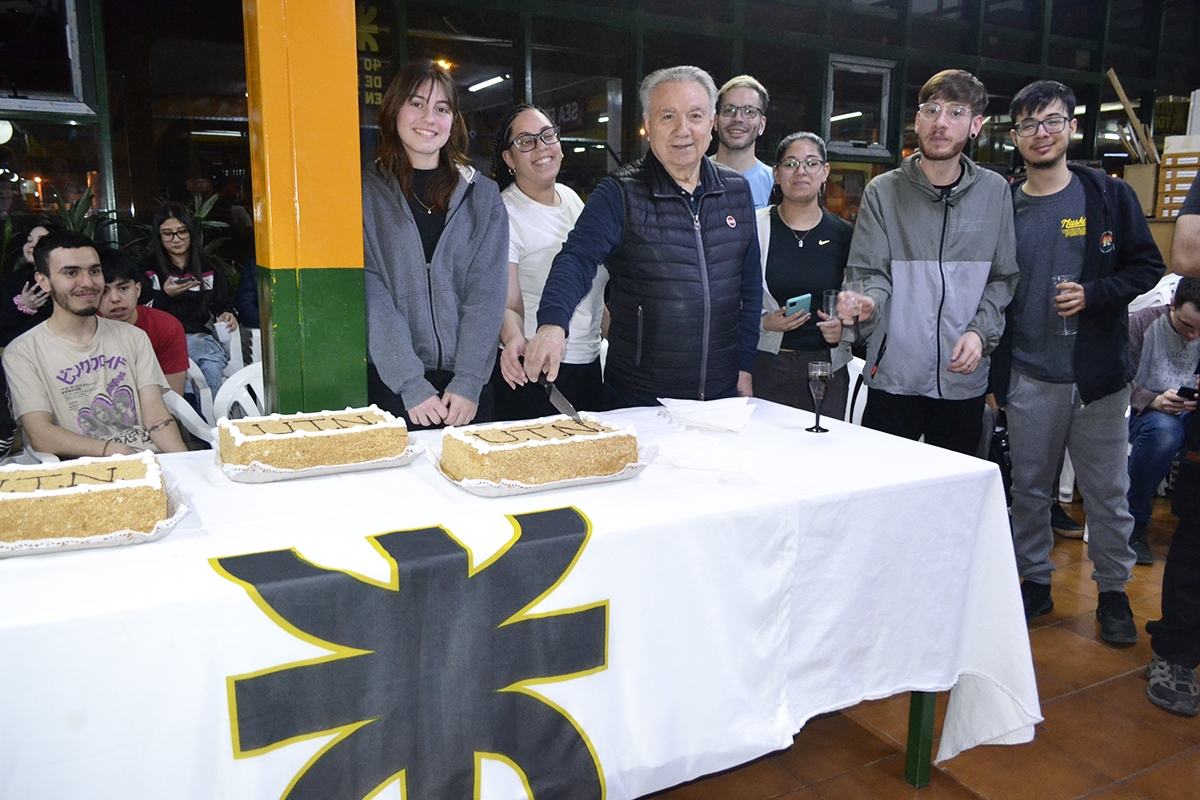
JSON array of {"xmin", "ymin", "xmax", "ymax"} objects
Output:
[
  {"xmin": 807, "ymin": 360, "xmax": 832, "ymax": 433},
  {"xmin": 842, "ymin": 279, "xmax": 864, "ymax": 344}
]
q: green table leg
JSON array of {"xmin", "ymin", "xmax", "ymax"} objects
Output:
[{"xmin": 905, "ymin": 691, "xmax": 936, "ymax": 788}]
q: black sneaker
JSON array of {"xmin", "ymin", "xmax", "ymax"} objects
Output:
[
  {"xmin": 1146, "ymin": 653, "xmax": 1199, "ymax": 716},
  {"xmin": 1096, "ymin": 591, "xmax": 1138, "ymax": 645},
  {"xmin": 1021, "ymin": 580, "xmax": 1053, "ymax": 620},
  {"xmin": 1051, "ymin": 503, "xmax": 1084, "ymax": 539},
  {"xmin": 1129, "ymin": 526, "xmax": 1153, "ymax": 566}
]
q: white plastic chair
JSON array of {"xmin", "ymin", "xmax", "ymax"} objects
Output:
[
  {"xmin": 1128, "ymin": 273, "xmax": 1181, "ymax": 314},
  {"xmin": 185, "ymin": 359, "xmax": 216, "ymax": 425},
  {"xmin": 163, "ymin": 390, "xmax": 215, "ymax": 445},
  {"xmin": 249, "ymin": 327, "xmax": 262, "ymax": 364},
  {"xmin": 213, "ymin": 362, "xmax": 264, "ymax": 421},
  {"xmin": 844, "ymin": 357, "xmax": 868, "ymax": 425},
  {"xmin": 222, "ymin": 325, "xmax": 245, "ymax": 378}
]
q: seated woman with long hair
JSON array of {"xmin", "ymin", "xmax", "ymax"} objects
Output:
[
  {"xmin": 489, "ymin": 103, "xmax": 607, "ymax": 421},
  {"xmin": 755, "ymin": 132, "xmax": 854, "ymax": 417},
  {"xmin": 144, "ymin": 202, "xmax": 238, "ymax": 393},
  {"xmin": 362, "ymin": 59, "xmax": 508, "ymax": 428}
]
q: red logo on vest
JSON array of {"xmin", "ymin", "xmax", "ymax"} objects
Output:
[{"xmin": 726, "ymin": 215, "xmax": 736, "ymax": 228}]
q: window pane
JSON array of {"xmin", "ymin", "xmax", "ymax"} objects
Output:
[
  {"xmin": 744, "ymin": 2, "xmax": 819, "ymax": 34},
  {"xmin": 742, "ymin": 42, "xmax": 819, "ymax": 164},
  {"xmin": 532, "ymin": 19, "xmax": 629, "ymax": 194},
  {"xmin": 0, "ymin": 121, "xmax": 100, "ymax": 221},
  {"xmin": 0, "ymin": 2, "xmax": 74, "ymax": 97},
  {"xmin": 912, "ymin": 0, "xmax": 964, "ymax": 19}
]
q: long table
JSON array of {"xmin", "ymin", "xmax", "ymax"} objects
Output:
[{"xmin": 0, "ymin": 401, "xmax": 1040, "ymax": 799}]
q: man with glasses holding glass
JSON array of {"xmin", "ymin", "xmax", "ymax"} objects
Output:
[
  {"xmin": 1000, "ymin": 80, "xmax": 1163, "ymax": 642},
  {"xmin": 846, "ymin": 69, "xmax": 1018, "ymax": 455},
  {"xmin": 713, "ymin": 75, "xmax": 774, "ymax": 209},
  {"xmin": 524, "ymin": 65, "xmax": 760, "ymax": 407}
]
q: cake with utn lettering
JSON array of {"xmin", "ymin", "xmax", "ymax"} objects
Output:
[
  {"xmin": 0, "ymin": 451, "xmax": 168, "ymax": 541},
  {"xmin": 440, "ymin": 413, "xmax": 638, "ymax": 484},
  {"xmin": 217, "ymin": 405, "xmax": 409, "ymax": 470}
]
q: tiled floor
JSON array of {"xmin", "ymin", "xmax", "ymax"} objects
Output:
[{"xmin": 645, "ymin": 499, "xmax": 1199, "ymax": 800}]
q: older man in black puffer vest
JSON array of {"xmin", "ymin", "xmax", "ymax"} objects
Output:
[{"xmin": 524, "ymin": 65, "xmax": 761, "ymax": 408}]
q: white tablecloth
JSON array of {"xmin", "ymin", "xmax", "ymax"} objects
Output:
[{"xmin": 0, "ymin": 400, "xmax": 1039, "ymax": 799}]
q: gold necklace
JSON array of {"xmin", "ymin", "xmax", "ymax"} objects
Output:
[{"xmin": 412, "ymin": 192, "xmax": 434, "ymax": 215}]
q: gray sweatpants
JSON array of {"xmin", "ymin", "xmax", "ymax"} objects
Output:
[{"xmin": 1008, "ymin": 370, "xmax": 1135, "ymax": 593}]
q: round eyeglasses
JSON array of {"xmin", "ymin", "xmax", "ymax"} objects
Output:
[
  {"xmin": 511, "ymin": 126, "xmax": 561, "ymax": 152},
  {"xmin": 778, "ymin": 158, "xmax": 826, "ymax": 174},
  {"xmin": 718, "ymin": 104, "xmax": 764, "ymax": 120},
  {"xmin": 1012, "ymin": 116, "xmax": 1071, "ymax": 137},
  {"xmin": 917, "ymin": 102, "xmax": 975, "ymax": 123}
]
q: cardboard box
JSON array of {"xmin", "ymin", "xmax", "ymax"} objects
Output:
[
  {"xmin": 1124, "ymin": 163, "xmax": 1158, "ymax": 216},
  {"xmin": 1163, "ymin": 152, "xmax": 1200, "ymax": 166}
]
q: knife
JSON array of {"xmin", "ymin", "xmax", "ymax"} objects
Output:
[{"xmin": 537, "ymin": 373, "xmax": 582, "ymax": 421}]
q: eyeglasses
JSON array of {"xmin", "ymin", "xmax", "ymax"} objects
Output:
[
  {"xmin": 1012, "ymin": 116, "xmax": 1071, "ymax": 137},
  {"xmin": 778, "ymin": 158, "xmax": 826, "ymax": 174},
  {"xmin": 160, "ymin": 228, "xmax": 190, "ymax": 241},
  {"xmin": 511, "ymin": 126, "xmax": 561, "ymax": 152},
  {"xmin": 718, "ymin": 103, "xmax": 764, "ymax": 120},
  {"xmin": 917, "ymin": 102, "xmax": 975, "ymax": 123}
]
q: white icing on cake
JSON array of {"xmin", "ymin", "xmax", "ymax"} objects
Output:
[
  {"xmin": 0, "ymin": 450, "xmax": 163, "ymax": 499},
  {"xmin": 445, "ymin": 412, "xmax": 637, "ymax": 455},
  {"xmin": 218, "ymin": 404, "xmax": 406, "ymax": 445}
]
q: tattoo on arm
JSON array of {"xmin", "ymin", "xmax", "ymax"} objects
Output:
[{"xmin": 146, "ymin": 418, "xmax": 176, "ymax": 434}]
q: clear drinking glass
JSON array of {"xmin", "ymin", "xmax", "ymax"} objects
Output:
[
  {"xmin": 807, "ymin": 360, "xmax": 832, "ymax": 433},
  {"xmin": 842, "ymin": 279, "xmax": 864, "ymax": 343},
  {"xmin": 823, "ymin": 289, "xmax": 839, "ymax": 320},
  {"xmin": 1052, "ymin": 274, "xmax": 1078, "ymax": 336}
]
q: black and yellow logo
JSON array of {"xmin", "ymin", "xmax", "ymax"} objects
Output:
[{"xmin": 212, "ymin": 507, "xmax": 608, "ymax": 799}]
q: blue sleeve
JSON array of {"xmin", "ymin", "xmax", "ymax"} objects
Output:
[
  {"xmin": 739, "ymin": 233, "xmax": 762, "ymax": 373},
  {"xmin": 536, "ymin": 178, "xmax": 624, "ymax": 333},
  {"xmin": 234, "ymin": 260, "xmax": 260, "ymax": 328}
]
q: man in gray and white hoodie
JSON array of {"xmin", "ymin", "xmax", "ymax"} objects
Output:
[{"xmin": 846, "ymin": 69, "xmax": 1018, "ymax": 455}]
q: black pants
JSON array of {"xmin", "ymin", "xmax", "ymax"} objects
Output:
[
  {"xmin": 1147, "ymin": 518, "xmax": 1200, "ymax": 669},
  {"xmin": 862, "ymin": 388, "xmax": 985, "ymax": 457},
  {"xmin": 490, "ymin": 356, "xmax": 603, "ymax": 422},
  {"xmin": 753, "ymin": 349, "xmax": 849, "ymax": 420},
  {"xmin": 367, "ymin": 363, "xmax": 494, "ymax": 430}
]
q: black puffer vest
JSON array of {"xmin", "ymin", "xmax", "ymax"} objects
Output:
[{"xmin": 604, "ymin": 152, "xmax": 755, "ymax": 399}]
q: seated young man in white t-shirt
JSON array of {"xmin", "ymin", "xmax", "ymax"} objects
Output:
[{"xmin": 2, "ymin": 230, "xmax": 187, "ymax": 458}]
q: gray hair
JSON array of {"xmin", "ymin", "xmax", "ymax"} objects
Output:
[{"xmin": 639, "ymin": 66, "xmax": 718, "ymax": 116}]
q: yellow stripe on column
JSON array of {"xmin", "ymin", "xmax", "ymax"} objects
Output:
[{"xmin": 243, "ymin": 0, "xmax": 366, "ymax": 413}]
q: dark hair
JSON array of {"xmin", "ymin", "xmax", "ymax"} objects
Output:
[
  {"xmin": 374, "ymin": 59, "xmax": 469, "ymax": 213},
  {"xmin": 490, "ymin": 103, "xmax": 555, "ymax": 191},
  {"xmin": 1010, "ymin": 80, "xmax": 1076, "ymax": 123},
  {"xmin": 774, "ymin": 131, "xmax": 827, "ymax": 164},
  {"xmin": 770, "ymin": 132, "xmax": 828, "ymax": 206},
  {"xmin": 149, "ymin": 202, "xmax": 208, "ymax": 301},
  {"xmin": 32, "ymin": 230, "xmax": 97, "ymax": 275},
  {"xmin": 99, "ymin": 247, "xmax": 143, "ymax": 286},
  {"xmin": 919, "ymin": 69, "xmax": 989, "ymax": 116},
  {"xmin": 1175, "ymin": 277, "xmax": 1200, "ymax": 313}
]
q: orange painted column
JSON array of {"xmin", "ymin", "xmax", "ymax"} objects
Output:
[{"xmin": 242, "ymin": 0, "xmax": 365, "ymax": 413}]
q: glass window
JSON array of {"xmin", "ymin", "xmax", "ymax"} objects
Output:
[
  {"xmin": 744, "ymin": 2, "xmax": 819, "ymax": 34},
  {"xmin": 742, "ymin": 43, "xmax": 819, "ymax": 165},
  {"xmin": 985, "ymin": 0, "xmax": 1034, "ymax": 29},
  {"xmin": 644, "ymin": 1, "xmax": 731, "ymax": 23},
  {"xmin": 825, "ymin": 162, "xmax": 889, "ymax": 224},
  {"xmin": 912, "ymin": 0, "xmax": 964, "ymax": 19},
  {"xmin": 0, "ymin": 120, "xmax": 101, "ymax": 222},
  {"xmin": 0, "ymin": 1, "xmax": 75, "ymax": 100},
  {"xmin": 826, "ymin": 55, "xmax": 894, "ymax": 158},
  {"xmin": 642, "ymin": 32, "xmax": 730, "ymax": 88},
  {"xmin": 531, "ymin": 18, "xmax": 629, "ymax": 195},
  {"xmin": 831, "ymin": 10, "xmax": 900, "ymax": 45}
]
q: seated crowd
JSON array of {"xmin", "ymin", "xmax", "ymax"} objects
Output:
[{"xmin": 2, "ymin": 61, "xmax": 1198, "ymax": 719}]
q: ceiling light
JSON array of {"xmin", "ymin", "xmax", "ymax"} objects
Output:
[
  {"xmin": 830, "ymin": 111, "xmax": 863, "ymax": 123},
  {"xmin": 469, "ymin": 75, "xmax": 505, "ymax": 92}
]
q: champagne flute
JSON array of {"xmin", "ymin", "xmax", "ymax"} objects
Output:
[
  {"xmin": 842, "ymin": 279, "xmax": 864, "ymax": 344},
  {"xmin": 806, "ymin": 360, "xmax": 832, "ymax": 433}
]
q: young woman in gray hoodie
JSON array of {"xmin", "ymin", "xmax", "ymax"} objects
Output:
[{"xmin": 363, "ymin": 59, "xmax": 508, "ymax": 428}]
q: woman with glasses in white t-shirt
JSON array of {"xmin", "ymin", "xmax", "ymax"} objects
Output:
[{"xmin": 488, "ymin": 104, "xmax": 608, "ymax": 421}]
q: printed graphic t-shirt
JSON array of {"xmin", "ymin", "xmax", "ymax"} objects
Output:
[
  {"xmin": 1011, "ymin": 173, "xmax": 1086, "ymax": 383},
  {"xmin": 3, "ymin": 317, "xmax": 169, "ymax": 452}
]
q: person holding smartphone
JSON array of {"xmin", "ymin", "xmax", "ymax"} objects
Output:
[
  {"xmin": 1126, "ymin": 277, "xmax": 1200, "ymax": 564},
  {"xmin": 754, "ymin": 132, "xmax": 853, "ymax": 416},
  {"xmin": 144, "ymin": 202, "xmax": 238, "ymax": 394},
  {"xmin": 0, "ymin": 223, "xmax": 52, "ymax": 346}
]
